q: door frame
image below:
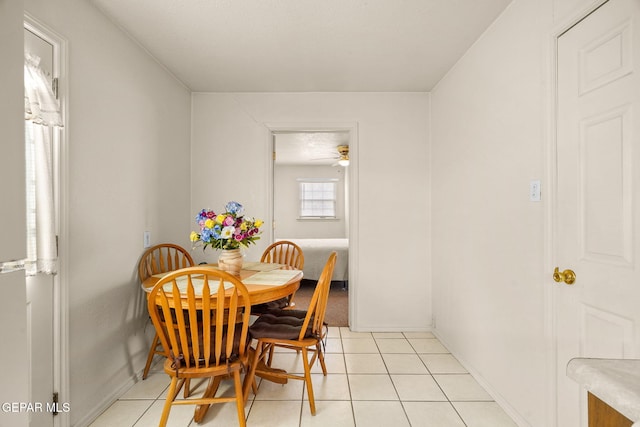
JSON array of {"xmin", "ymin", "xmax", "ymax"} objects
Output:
[
  {"xmin": 264, "ymin": 122, "xmax": 359, "ymax": 328},
  {"xmin": 24, "ymin": 13, "xmax": 70, "ymax": 427},
  {"xmin": 546, "ymin": 1, "xmax": 610, "ymax": 426}
]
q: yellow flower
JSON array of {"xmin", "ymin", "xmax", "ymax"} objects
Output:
[
  {"xmin": 240, "ymin": 222, "xmax": 248, "ymax": 231},
  {"xmin": 190, "ymin": 231, "xmax": 199, "ymax": 242},
  {"xmin": 215, "ymin": 214, "xmax": 226, "ymax": 224},
  {"xmin": 204, "ymin": 218, "xmax": 215, "ymax": 229},
  {"xmin": 255, "ymin": 219, "xmax": 263, "ymax": 228}
]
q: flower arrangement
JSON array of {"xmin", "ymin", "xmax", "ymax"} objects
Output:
[{"xmin": 190, "ymin": 201, "xmax": 263, "ymax": 251}]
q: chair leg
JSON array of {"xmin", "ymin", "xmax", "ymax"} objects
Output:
[
  {"xmin": 184, "ymin": 379, "xmax": 191, "ymax": 398},
  {"xmin": 143, "ymin": 333, "xmax": 160, "ymax": 379},
  {"xmin": 159, "ymin": 377, "xmax": 178, "ymax": 427},
  {"xmin": 243, "ymin": 342, "xmax": 263, "ymax": 403},
  {"xmin": 233, "ymin": 370, "xmax": 247, "ymax": 427},
  {"xmin": 171, "ymin": 378, "xmax": 186, "ymax": 401},
  {"xmin": 244, "ymin": 345, "xmax": 259, "ymax": 396},
  {"xmin": 316, "ymin": 342, "xmax": 327, "ymax": 375},
  {"xmin": 301, "ymin": 347, "xmax": 316, "ymax": 415},
  {"xmin": 266, "ymin": 344, "xmax": 276, "ymax": 367}
]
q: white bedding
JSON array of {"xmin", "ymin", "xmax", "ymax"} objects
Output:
[{"xmin": 278, "ymin": 238, "xmax": 349, "ymax": 281}]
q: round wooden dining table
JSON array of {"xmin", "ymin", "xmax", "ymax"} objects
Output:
[{"xmin": 141, "ymin": 262, "xmax": 303, "ymax": 306}]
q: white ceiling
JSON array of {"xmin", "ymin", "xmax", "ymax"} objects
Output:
[
  {"xmin": 90, "ymin": 0, "xmax": 512, "ymax": 93},
  {"xmin": 89, "ymin": 1, "xmax": 511, "ymax": 164},
  {"xmin": 274, "ymin": 131, "xmax": 350, "ymax": 166}
]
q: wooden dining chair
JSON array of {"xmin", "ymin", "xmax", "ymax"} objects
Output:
[
  {"xmin": 252, "ymin": 240, "xmax": 305, "ymax": 314},
  {"xmin": 138, "ymin": 243, "xmax": 195, "ymax": 379},
  {"xmin": 246, "ymin": 252, "xmax": 337, "ymax": 415},
  {"xmin": 147, "ymin": 267, "xmax": 253, "ymax": 427},
  {"xmin": 261, "ymin": 240, "xmax": 305, "ymax": 268}
]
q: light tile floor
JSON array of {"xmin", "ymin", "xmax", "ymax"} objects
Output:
[{"xmin": 89, "ymin": 329, "xmax": 518, "ymax": 427}]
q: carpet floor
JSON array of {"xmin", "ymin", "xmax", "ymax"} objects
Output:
[{"xmin": 292, "ymin": 279, "xmax": 349, "ymax": 327}]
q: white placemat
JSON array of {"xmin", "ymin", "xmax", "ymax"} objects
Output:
[
  {"xmin": 242, "ymin": 269, "xmax": 301, "ymax": 286},
  {"xmin": 242, "ymin": 262, "xmax": 283, "ymax": 271}
]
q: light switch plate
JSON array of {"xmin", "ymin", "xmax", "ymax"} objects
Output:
[{"xmin": 143, "ymin": 231, "xmax": 151, "ymax": 248}]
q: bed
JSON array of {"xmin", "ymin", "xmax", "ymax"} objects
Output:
[{"xmin": 277, "ymin": 238, "xmax": 349, "ymax": 282}]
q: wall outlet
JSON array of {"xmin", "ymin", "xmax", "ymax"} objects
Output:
[
  {"xmin": 530, "ymin": 180, "xmax": 541, "ymax": 202},
  {"xmin": 143, "ymin": 231, "xmax": 151, "ymax": 248}
]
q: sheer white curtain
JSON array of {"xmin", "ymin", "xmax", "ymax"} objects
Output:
[{"xmin": 24, "ymin": 53, "xmax": 62, "ymax": 275}]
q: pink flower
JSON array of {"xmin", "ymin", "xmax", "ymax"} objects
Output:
[
  {"xmin": 223, "ymin": 216, "xmax": 234, "ymax": 226},
  {"xmin": 206, "ymin": 210, "xmax": 216, "ymax": 219}
]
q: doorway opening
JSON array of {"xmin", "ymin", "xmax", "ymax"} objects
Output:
[{"xmin": 269, "ymin": 127, "xmax": 355, "ymax": 327}]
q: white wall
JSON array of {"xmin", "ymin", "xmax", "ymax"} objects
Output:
[
  {"xmin": 191, "ymin": 92, "xmax": 430, "ymax": 331},
  {"xmin": 0, "ymin": 0, "xmax": 29, "ymax": 425},
  {"xmin": 429, "ymin": 0, "xmax": 590, "ymax": 425},
  {"xmin": 274, "ymin": 164, "xmax": 347, "ymax": 239},
  {"xmin": 24, "ymin": 0, "xmax": 192, "ymax": 425}
]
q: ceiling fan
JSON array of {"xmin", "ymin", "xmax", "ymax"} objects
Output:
[{"xmin": 312, "ymin": 145, "xmax": 350, "ymax": 167}]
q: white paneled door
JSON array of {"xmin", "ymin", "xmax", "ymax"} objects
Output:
[{"xmin": 556, "ymin": 0, "xmax": 640, "ymax": 425}]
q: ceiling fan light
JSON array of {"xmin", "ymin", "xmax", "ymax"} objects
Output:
[{"xmin": 336, "ymin": 145, "xmax": 349, "ymax": 166}]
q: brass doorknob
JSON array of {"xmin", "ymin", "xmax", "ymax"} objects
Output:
[{"xmin": 553, "ymin": 267, "xmax": 576, "ymax": 285}]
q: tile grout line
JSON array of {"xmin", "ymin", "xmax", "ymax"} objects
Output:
[
  {"xmin": 376, "ymin": 333, "xmax": 412, "ymax": 426},
  {"xmin": 404, "ymin": 331, "xmax": 469, "ymax": 427},
  {"xmin": 337, "ymin": 327, "xmax": 358, "ymax": 427}
]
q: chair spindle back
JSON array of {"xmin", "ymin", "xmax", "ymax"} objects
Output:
[
  {"xmin": 138, "ymin": 244, "xmax": 195, "ymax": 283},
  {"xmin": 148, "ymin": 267, "xmax": 251, "ymax": 370},
  {"xmin": 261, "ymin": 240, "xmax": 305, "ymax": 269}
]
